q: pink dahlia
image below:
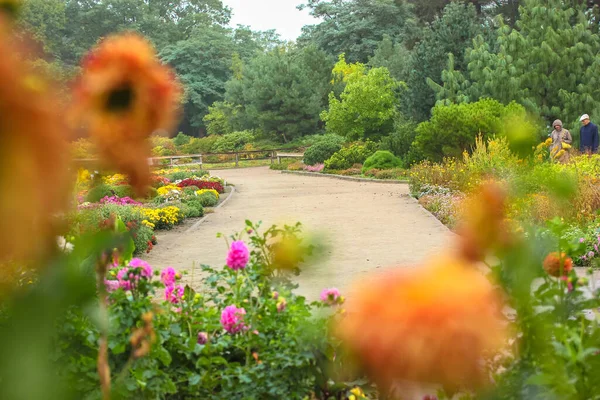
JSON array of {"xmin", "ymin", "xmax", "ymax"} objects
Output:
[
  {"xmin": 129, "ymin": 258, "xmax": 153, "ymax": 278},
  {"xmin": 165, "ymin": 285, "xmax": 185, "ymax": 304},
  {"xmin": 226, "ymin": 241, "xmax": 250, "ymax": 270},
  {"xmin": 320, "ymin": 288, "xmax": 341, "ymax": 305},
  {"xmin": 197, "ymin": 332, "xmax": 209, "ymax": 345},
  {"xmin": 116, "ymin": 267, "xmax": 134, "ymax": 290},
  {"xmin": 161, "ymin": 267, "xmax": 178, "ymax": 287},
  {"xmin": 104, "ymin": 279, "xmax": 120, "ymax": 292},
  {"xmin": 220, "ymin": 305, "xmax": 247, "ymax": 334}
]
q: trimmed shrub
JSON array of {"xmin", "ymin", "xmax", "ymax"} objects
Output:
[
  {"xmin": 178, "ymin": 203, "xmax": 202, "ymax": 218},
  {"xmin": 362, "ymin": 150, "xmax": 402, "ymax": 173},
  {"xmin": 166, "ymin": 170, "xmax": 208, "ymax": 181},
  {"xmin": 145, "ymin": 187, "xmax": 158, "ymax": 200},
  {"xmin": 182, "ymin": 136, "xmax": 219, "ymax": 154},
  {"xmin": 183, "ymin": 186, "xmax": 200, "ymax": 196},
  {"xmin": 303, "ymin": 135, "xmax": 346, "ymax": 166},
  {"xmin": 270, "ymin": 161, "xmax": 292, "ymax": 170},
  {"xmin": 85, "ymin": 183, "xmax": 113, "ymax": 203},
  {"xmin": 324, "ymin": 141, "xmax": 378, "ymax": 170},
  {"xmin": 181, "ymin": 197, "xmax": 205, "ymax": 216},
  {"xmin": 197, "ymin": 192, "xmax": 218, "ymax": 207}
]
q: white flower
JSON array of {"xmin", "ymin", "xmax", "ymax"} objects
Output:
[{"xmin": 56, "ymin": 236, "xmax": 74, "ymax": 253}]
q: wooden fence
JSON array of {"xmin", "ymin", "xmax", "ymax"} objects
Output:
[{"xmin": 74, "ymin": 149, "xmax": 304, "ymax": 168}]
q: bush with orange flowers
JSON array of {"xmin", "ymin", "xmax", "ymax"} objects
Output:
[{"xmin": 543, "ymin": 252, "xmax": 573, "ymax": 277}]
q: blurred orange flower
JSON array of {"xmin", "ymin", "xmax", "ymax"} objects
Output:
[
  {"xmin": 543, "ymin": 252, "xmax": 573, "ymax": 277},
  {"xmin": 71, "ymin": 33, "xmax": 181, "ymax": 195},
  {"xmin": 337, "ymin": 253, "xmax": 508, "ymax": 393},
  {"xmin": 0, "ymin": 19, "xmax": 70, "ymax": 267},
  {"xmin": 457, "ymin": 182, "xmax": 510, "ymax": 262}
]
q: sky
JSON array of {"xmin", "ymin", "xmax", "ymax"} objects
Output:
[{"xmin": 222, "ymin": 0, "xmax": 319, "ymax": 41}]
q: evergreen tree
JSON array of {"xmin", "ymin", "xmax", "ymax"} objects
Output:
[
  {"xmin": 436, "ymin": 0, "xmax": 600, "ymax": 124},
  {"xmin": 405, "ymin": 2, "xmax": 483, "ymax": 122},
  {"xmin": 368, "ymin": 34, "xmax": 412, "ymax": 82}
]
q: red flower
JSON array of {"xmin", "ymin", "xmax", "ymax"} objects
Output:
[{"xmin": 177, "ymin": 179, "xmax": 224, "ymax": 193}]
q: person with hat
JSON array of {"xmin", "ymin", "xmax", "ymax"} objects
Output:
[
  {"xmin": 580, "ymin": 114, "xmax": 599, "ymax": 154},
  {"xmin": 550, "ymin": 119, "xmax": 572, "ymax": 163}
]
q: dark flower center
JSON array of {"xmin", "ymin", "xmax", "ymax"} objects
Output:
[{"xmin": 106, "ymin": 84, "xmax": 134, "ymax": 112}]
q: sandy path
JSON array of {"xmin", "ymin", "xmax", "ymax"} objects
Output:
[{"xmin": 144, "ymin": 167, "xmax": 453, "ymax": 299}]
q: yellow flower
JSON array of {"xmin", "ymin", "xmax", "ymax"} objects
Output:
[
  {"xmin": 141, "ymin": 220, "xmax": 155, "ymax": 229},
  {"xmin": 196, "ymin": 188, "xmax": 219, "ymax": 199},
  {"xmin": 71, "ymin": 33, "xmax": 182, "ymax": 195},
  {"xmin": 157, "ymin": 184, "xmax": 182, "ymax": 196}
]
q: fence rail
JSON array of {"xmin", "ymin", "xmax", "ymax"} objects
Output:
[{"xmin": 74, "ymin": 148, "xmax": 305, "ymax": 168}]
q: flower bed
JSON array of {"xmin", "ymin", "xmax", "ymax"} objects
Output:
[{"xmin": 73, "ymin": 166, "xmax": 227, "ymax": 254}]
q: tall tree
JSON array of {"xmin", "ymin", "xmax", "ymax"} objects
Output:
[
  {"xmin": 368, "ymin": 34, "xmax": 412, "ymax": 82},
  {"xmin": 405, "ymin": 2, "xmax": 483, "ymax": 122},
  {"xmin": 435, "ymin": 0, "xmax": 600, "ymax": 124},
  {"xmin": 225, "ymin": 45, "xmax": 334, "ymax": 142},
  {"xmin": 297, "ymin": 0, "xmax": 417, "ymax": 63}
]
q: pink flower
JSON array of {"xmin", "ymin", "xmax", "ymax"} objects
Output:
[
  {"xmin": 589, "ymin": 251, "xmax": 595, "ymax": 258},
  {"xmin": 116, "ymin": 267, "xmax": 132, "ymax": 290},
  {"xmin": 320, "ymin": 288, "xmax": 341, "ymax": 305},
  {"xmin": 104, "ymin": 279, "xmax": 120, "ymax": 292},
  {"xmin": 304, "ymin": 163, "xmax": 324, "ymax": 172},
  {"xmin": 226, "ymin": 241, "xmax": 250, "ymax": 270},
  {"xmin": 130, "ymin": 258, "xmax": 153, "ymax": 278},
  {"xmin": 165, "ymin": 285, "xmax": 184, "ymax": 304},
  {"xmin": 580, "ymin": 238, "xmax": 586, "ymax": 243},
  {"xmin": 161, "ymin": 267, "xmax": 178, "ymax": 287},
  {"xmin": 197, "ymin": 332, "xmax": 208, "ymax": 345},
  {"xmin": 277, "ymin": 297, "xmax": 287, "ymax": 313},
  {"xmin": 220, "ymin": 305, "xmax": 247, "ymax": 334}
]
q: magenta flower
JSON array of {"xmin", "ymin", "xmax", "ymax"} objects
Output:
[
  {"xmin": 589, "ymin": 251, "xmax": 595, "ymax": 258},
  {"xmin": 580, "ymin": 238, "xmax": 586, "ymax": 243},
  {"xmin": 161, "ymin": 267, "xmax": 178, "ymax": 287},
  {"xmin": 226, "ymin": 241, "xmax": 250, "ymax": 270},
  {"xmin": 116, "ymin": 267, "xmax": 133, "ymax": 290},
  {"xmin": 165, "ymin": 285, "xmax": 184, "ymax": 304},
  {"xmin": 220, "ymin": 305, "xmax": 247, "ymax": 334},
  {"xmin": 129, "ymin": 258, "xmax": 153, "ymax": 278},
  {"xmin": 304, "ymin": 163, "xmax": 325, "ymax": 172},
  {"xmin": 320, "ymin": 288, "xmax": 341, "ymax": 305},
  {"xmin": 104, "ymin": 279, "xmax": 120, "ymax": 292},
  {"xmin": 99, "ymin": 195, "xmax": 142, "ymax": 206},
  {"xmin": 197, "ymin": 332, "xmax": 208, "ymax": 345}
]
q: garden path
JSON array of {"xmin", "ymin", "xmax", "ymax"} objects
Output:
[{"xmin": 144, "ymin": 167, "xmax": 453, "ymax": 300}]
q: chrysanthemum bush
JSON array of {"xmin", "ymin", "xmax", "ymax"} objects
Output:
[{"xmin": 50, "ymin": 221, "xmax": 365, "ymax": 400}]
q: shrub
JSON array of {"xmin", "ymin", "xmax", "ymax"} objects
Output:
[
  {"xmin": 270, "ymin": 161, "xmax": 291, "ymax": 170},
  {"xmin": 288, "ymin": 162, "xmax": 305, "ymax": 171},
  {"xmin": 165, "ymin": 169, "xmax": 209, "ymax": 181},
  {"xmin": 362, "ymin": 150, "xmax": 402, "ymax": 173},
  {"xmin": 375, "ymin": 168, "xmax": 408, "ymax": 180},
  {"xmin": 150, "ymin": 136, "xmax": 177, "ymax": 153},
  {"xmin": 173, "ymin": 132, "xmax": 192, "ymax": 147},
  {"xmin": 140, "ymin": 206, "xmax": 183, "ymax": 230},
  {"xmin": 181, "ymin": 197, "xmax": 205, "ymax": 216},
  {"xmin": 85, "ymin": 183, "xmax": 114, "ymax": 203},
  {"xmin": 197, "ymin": 192, "xmax": 218, "ymax": 207},
  {"xmin": 380, "ymin": 115, "xmax": 418, "ymax": 163},
  {"xmin": 178, "ymin": 202, "xmax": 202, "ymax": 218},
  {"xmin": 212, "ymin": 131, "xmax": 255, "ymax": 153},
  {"xmin": 303, "ymin": 135, "xmax": 346, "ymax": 165},
  {"xmin": 324, "ymin": 141, "xmax": 378, "ymax": 170},
  {"xmin": 182, "ymin": 136, "xmax": 219, "ymax": 154},
  {"xmin": 111, "ymin": 185, "xmax": 134, "ymax": 199},
  {"xmin": 183, "ymin": 186, "xmax": 200, "ymax": 196},
  {"xmin": 196, "ymin": 189, "xmax": 220, "ymax": 200},
  {"xmin": 145, "ymin": 187, "xmax": 158, "ymax": 200}
]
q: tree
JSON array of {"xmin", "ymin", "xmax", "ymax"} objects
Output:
[
  {"xmin": 297, "ymin": 0, "xmax": 417, "ymax": 63},
  {"xmin": 321, "ymin": 58, "xmax": 400, "ymax": 141},
  {"xmin": 160, "ymin": 25, "xmax": 235, "ymax": 135},
  {"xmin": 405, "ymin": 2, "xmax": 483, "ymax": 122},
  {"xmin": 436, "ymin": 0, "xmax": 600, "ymax": 124},
  {"xmin": 368, "ymin": 34, "xmax": 412, "ymax": 82},
  {"xmin": 225, "ymin": 45, "xmax": 334, "ymax": 142}
]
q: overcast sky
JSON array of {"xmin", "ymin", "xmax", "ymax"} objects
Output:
[{"xmin": 222, "ymin": 0, "xmax": 319, "ymax": 41}]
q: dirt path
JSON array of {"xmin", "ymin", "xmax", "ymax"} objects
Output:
[{"xmin": 144, "ymin": 167, "xmax": 453, "ymax": 300}]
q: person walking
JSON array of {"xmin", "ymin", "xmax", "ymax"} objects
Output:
[
  {"xmin": 550, "ymin": 119, "xmax": 572, "ymax": 163},
  {"xmin": 580, "ymin": 114, "xmax": 599, "ymax": 154}
]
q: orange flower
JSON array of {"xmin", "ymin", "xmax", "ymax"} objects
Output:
[
  {"xmin": 71, "ymin": 33, "xmax": 181, "ymax": 195},
  {"xmin": 543, "ymin": 252, "xmax": 573, "ymax": 277},
  {"xmin": 0, "ymin": 19, "xmax": 70, "ymax": 267},
  {"xmin": 337, "ymin": 253, "xmax": 508, "ymax": 392},
  {"xmin": 457, "ymin": 182, "xmax": 510, "ymax": 262}
]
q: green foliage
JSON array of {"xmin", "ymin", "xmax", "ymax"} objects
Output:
[
  {"xmin": 182, "ymin": 136, "xmax": 219, "ymax": 155},
  {"xmin": 298, "ymin": 0, "xmax": 418, "ymax": 63},
  {"xmin": 197, "ymin": 192, "xmax": 219, "ymax": 207},
  {"xmin": 368, "ymin": 34, "xmax": 412, "ymax": 82},
  {"xmin": 269, "ymin": 161, "xmax": 292, "ymax": 171},
  {"xmin": 414, "ymin": 98, "xmax": 537, "ymax": 162},
  {"xmin": 380, "ymin": 115, "xmax": 418, "ymax": 165},
  {"xmin": 362, "ymin": 151, "xmax": 403, "ymax": 173},
  {"xmin": 85, "ymin": 183, "xmax": 113, "ymax": 203},
  {"xmin": 405, "ymin": 2, "xmax": 483, "ymax": 121},
  {"xmin": 111, "ymin": 185, "xmax": 134, "ymax": 199},
  {"xmin": 165, "ymin": 170, "xmax": 208, "ymax": 181},
  {"xmin": 303, "ymin": 135, "xmax": 346, "ymax": 166},
  {"xmin": 145, "ymin": 187, "xmax": 158, "ymax": 200},
  {"xmin": 203, "ymin": 101, "xmax": 238, "ymax": 135},
  {"xmin": 178, "ymin": 202, "xmax": 202, "ymax": 218},
  {"xmin": 212, "ymin": 131, "xmax": 255, "ymax": 153},
  {"xmin": 324, "ymin": 141, "xmax": 378, "ymax": 170},
  {"xmin": 321, "ymin": 63, "xmax": 400, "ymax": 141},
  {"xmin": 436, "ymin": 0, "xmax": 600, "ymax": 124},
  {"xmin": 225, "ymin": 45, "xmax": 333, "ymax": 142},
  {"xmin": 181, "ymin": 197, "xmax": 205, "ymax": 216},
  {"xmin": 173, "ymin": 132, "xmax": 192, "ymax": 147}
]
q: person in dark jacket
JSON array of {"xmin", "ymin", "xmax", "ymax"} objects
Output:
[{"xmin": 580, "ymin": 114, "xmax": 599, "ymax": 154}]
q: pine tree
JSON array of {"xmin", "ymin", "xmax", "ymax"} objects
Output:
[{"xmin": 437, "ymin": 0, "xmax": 600, "ymax": 124}]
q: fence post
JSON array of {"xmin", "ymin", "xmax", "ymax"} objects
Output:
[
  {"xmin": 235, "ymin": 152, "xmax": 239, "ymax": 168},
  {"xmin": 270, "ymin": 150, "xmax": 274, "ymax": 165},
  {"xmin": 199, "ymin": 154, "xmax": 203, "ymax": 167}
]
